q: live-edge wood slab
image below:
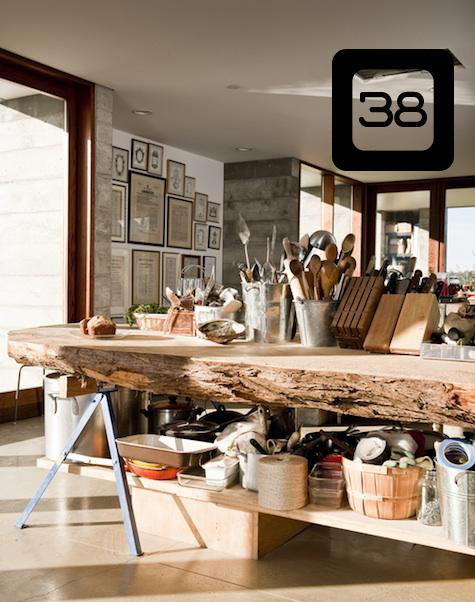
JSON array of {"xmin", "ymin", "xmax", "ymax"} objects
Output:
[{"xmin": 8, "ymin": 324, "xmax": 475, "ymax": 426}]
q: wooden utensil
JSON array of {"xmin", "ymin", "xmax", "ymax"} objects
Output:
[
  {"xmin": 289, "ymin": 259, "xmax": 310, "ymax": 299},
  {"xmin": 308, "ymin": 255, "xmax": 322, "ymax": 300},
  {"xmin": 319, "ymin": 243, "xmax": 339, "ymax": 300},
  {"xmin": 282, "ymin": 236, "xmax": 295, "ymax": 259},
  {"xmin": 335, "ymin": 256, "xmax": 357, "ymax": 301},
  {"xmin": 364, "ymin": 294, "xmax": 405, "ymax": 353},
  {"xmin": 365, "ymin": 256, "xmax": 376, "ymax": 276},
  {"xmin": 283, "ymin": 258, "xmax": 305, "ymax": 300},
  {"xmin": 390, "ymin": 293, "xmax": 440, "ymax": 355},
  {"xmin": 337, "ymin": 233, "xmax": 355, "ymax": 263}
]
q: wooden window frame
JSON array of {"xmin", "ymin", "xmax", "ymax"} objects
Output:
[
  {"xmin": 365, "ymin": 176, "xmax": 475, "ymax": 274},
  {"xmin": 0, "ymin": 48, "xmax": 95, "ymax": 321}
]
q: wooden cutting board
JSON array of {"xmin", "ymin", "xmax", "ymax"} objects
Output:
[
  {"xmin": 363, "ymin": 294, "xmax": 405, "ymax": 353},
  {"xmin": 389, "ymin": 293, "xmax": 440, "ymax": 355}
]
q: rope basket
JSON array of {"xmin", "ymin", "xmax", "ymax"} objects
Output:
[{"xmin": 343, "ymin": 457, "xmax": 421, "ymax": 519}]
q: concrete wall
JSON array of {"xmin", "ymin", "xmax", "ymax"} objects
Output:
[
  {"xmin": 0, "ymin": 93, "xmax": 67, "ymax": 391},
  {"xmin": 223, "ymin": 158, "xmax": 300, "ymax": 288}
]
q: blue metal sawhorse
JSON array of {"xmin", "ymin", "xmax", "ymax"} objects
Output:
[{"xmin": 16, "ymin": 388, "xmax": 143, "ymax": 556}]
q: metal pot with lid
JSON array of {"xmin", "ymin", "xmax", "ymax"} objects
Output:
[{"xmin": 141, "ymin": 395, "xmax": 201, "ymax": 434}]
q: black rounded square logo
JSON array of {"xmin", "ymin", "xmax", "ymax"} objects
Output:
[{"xmin": 332, "ymin": 49, "xmax": 454, "ymax": 171}]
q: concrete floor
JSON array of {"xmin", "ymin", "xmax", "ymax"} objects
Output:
[{"xmin": 1, "ymin": 418, "xmax": 475, "ymax": 602}]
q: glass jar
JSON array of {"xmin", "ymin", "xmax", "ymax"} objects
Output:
[{"xmin": 417, "ymin": 469, "xmax": 442, "ymax": 526}]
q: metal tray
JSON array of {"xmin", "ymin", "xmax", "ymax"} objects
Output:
[
  {"xmin": 420, "ymin": 342, "xmax": 475, "ymax": 363},
  {"xmin": 116, "ymin": 434, "xmax": 216, "ymax": 467}
]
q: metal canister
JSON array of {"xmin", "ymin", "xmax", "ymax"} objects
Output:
[
  {"xmin": 437, "ymin": 462, "xmax": 475, "ymax": 547},
  {"xmin": 294, "ymin": 299, "xmax": 337, "ymax": 347},
  {"xmin": 44, "ymin": 375, "xmax": 148, "ymax": 460},
  {"xmin": 242, "ymin": 282, "xmax": 294, "ymax": 343}
]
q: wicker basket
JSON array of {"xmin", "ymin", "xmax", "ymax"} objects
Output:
[{"xmin": 342, "ymin": 457, "xmax": 421, "ymax": 519}]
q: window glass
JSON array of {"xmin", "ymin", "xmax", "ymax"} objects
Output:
[
  {"xmin": 376, "ymin": 190, "xmax": 430, "ymax": 273},
  {"xmin": 445, "ymin": 187, "xmax": 475, "ymax": 289}
]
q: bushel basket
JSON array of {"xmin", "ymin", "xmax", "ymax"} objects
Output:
[{"xmin": 343, "ymin": 457, "xmax": 421, "ymax": 520}]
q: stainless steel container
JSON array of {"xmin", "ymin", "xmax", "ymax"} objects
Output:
[
  {"xmin": 294, "ymin": 299, "xmax": 337, "ymax": 347},
  {"xmin": 141, "ymin": 396, "xmax": 198, "ymax": 434},
  {"xmin": 437, "ymin": 462, "xmax": 475, "ymax": 547},
  {"xmin": 44, "ymin": 375, "xmax": 148, "ymax": 460},
  {"xmin": 242, "ymin": 282, "xmax": 293, "ymax": 343}
]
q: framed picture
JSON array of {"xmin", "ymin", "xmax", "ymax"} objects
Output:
[
  {"xmin": 203, "ymin": 255, "xmax": 217, "ymax": 279},
  {"xmin": 111, "ymin": 247, "xmax": 131, "ymax": 316},
  {"xmin": 207, "ymin": 202, "xmax": 220, "ymax": 223},
  {"xmin": 131, "ymin": 139, "xmax": 148, "ymax": 171},
  {"xmin": 147, "ymin": 143, "xmax": 163, "ymax": 176},
  {"xmin": 162, "ymin": 252, "xmax": 181, "ymax": 305},
  {"xmin": 111, "ymin": 182, "xmax": 127, "ymax": 242},
  {"xmin": 167, "ymin": 196, "xmax": 193, "ymax": 249},
  {"xmin": 184, "ymin": 176, "xmax": 196, "ymax": 199},
  {"xmin": 132, "ymin": 249, "xmax": 160, "ymax": 305},
  {"xmin": 194, "ymin": 223, "xmax": 208, "ymax": 251},
  {"xmin": 167, "ymin": 159, "xmax": 186, "ymax": 196},
  {"xmin": 112, "ymin": 147, "xmax": 129, "ymax": 182},
  {"xmin": 182, "ymin": 254, "xmax": 202, "ymax": 278},
  {"xmin": 128, "ymin": 172, "xmax": 165, "ymax": 246},
  {"xmin": 194, "ymin": 192, "xmax": 208, "ymax": 222},
  {"xmin": 208, "ymin": 225, "xmax": 221, "ymax": 250}
]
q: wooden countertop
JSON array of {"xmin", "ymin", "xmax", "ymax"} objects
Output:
[{"xmin": 8, "ymin": 324, "xmax": 475, "ymax": 426}]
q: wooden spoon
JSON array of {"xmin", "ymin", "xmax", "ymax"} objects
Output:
[
  {"xmin": 320, "ymin": 244, "xmax": 339, "ymax": 300},
  {"xmin": 337, "ymin": 233, "xmax": 355, "ymax": 263},
  {"xmin": 289, "ymin": 259, "xmax": 310, "ymax": 299},
  {"xmin": 308, "ymin": 255, "xmax": 322, "ymax": 300}
]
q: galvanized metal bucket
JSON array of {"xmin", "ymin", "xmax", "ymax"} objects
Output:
[
  {"xmin": 242, "ymin": 282, "xmax": 293, "ymax": 343},
  {"xmin": 437, "ymin": 462, "xmax": 475, "ymax": 547},
  {"xmin": 294, "ymin": 299, "xmax": 337, "ymax": 347}
]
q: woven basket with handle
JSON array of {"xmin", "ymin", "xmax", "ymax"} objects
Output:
[{"xmin": 342, "ymin": 457, "xmax": 421, "ymax": 520}]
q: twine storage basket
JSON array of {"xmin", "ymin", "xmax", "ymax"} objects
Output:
[
  {"xmin": 343, "ymin": 457, "xmax": 421, "ymax": 519},
  {"xmin": 258, "ymin": 454, "xmax": 308, "ymax": 511}
]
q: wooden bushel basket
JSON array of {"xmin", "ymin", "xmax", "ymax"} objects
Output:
[{"xmin": 342, "ymin": 457, "xmax": 421, "ymax": 520}]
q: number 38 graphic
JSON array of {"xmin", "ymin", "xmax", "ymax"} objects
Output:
[{"xmin": 359, "ymin": 92, "xmax": 427, "ymax": 127}]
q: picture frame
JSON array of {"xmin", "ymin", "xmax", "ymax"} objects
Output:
[
  {"xmin": 194, "ymin": 222, "xmax": 208, "ymax": 251},
  {"xmin": 111, "ymin": 182, "xmax": 127, "ymax": 242},
  {"xmin": 167, "ymin": 196, "xmax": 193, "ymax": 249},
  {"xmin": 194, "ymin": 192, "xmax": 208, "ymax": 222},
  {"xmin": 111, "ymin": 247, "xmax": 131, "ymax": 316},
  {"xmin": 184, "ymin": 175, "xmax": 196, "ymax": 199},
  {"xmin": 203, "ymin": 255, "xmax": 217, "ymax": 279},
  {"xmin": 207, "ymin": 201, "xmax": 220, "ymax": 223},
  {"xmin": 167, "ymin": 159, "xmax": 186, "ymax": 196},
  {"xmin": 147, "ymin": 143, "xmax": 164, "ymax": 176},
  {"xmin": 208, "ymin": 225, "xmax": 221, "ymax": 250},
  {"xmin": 131, "ymin": 139, "xmax": 148, "ymax": 171},
  {"xmin": 132, "ymin": 249, "xmax": 160, "ymax": 305},
  {"xmin": 181, "ymin": 254, "xmax": 202, "ymax": 279},
  {"xmin": 112, "ymin": 147, "xmax": 129, "ymax": 182},
  {"xmin": 128, "ymin": 172, "xmax": 165, "ymax": 246},
  {"xmin": 161, "ymin": 252, "xmax": 181, "ymax": 305}
]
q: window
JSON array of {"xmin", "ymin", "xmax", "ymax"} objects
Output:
[
  {"xmin": 445, "ymin": 187, "xmax": 475, "ymax": 288},
  {"xmin": 375, "ymin": 190, "xmax": 430, "ymax": 273},
  {"xmin": 333, "ymin": 178, "xmax": 353, "ymax": 248},
  {"xmin": 299, "ymin": 164, "xmax": 322, "ymax": 239}
]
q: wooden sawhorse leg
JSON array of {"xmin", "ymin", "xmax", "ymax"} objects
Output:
[{"xmin": 16, "ymin": 390, "xmax": 143, "ymax": 557}]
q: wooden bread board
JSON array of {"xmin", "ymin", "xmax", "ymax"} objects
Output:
[
  {"xmin": 364, "ymin": 294, "xmax": 405, "ymax": 353},
  {"xmin": 390, "ymin": 293, "xmax": 440, "ymax": 355},
  {"xmin": 331, "ymin": 276, "xmax": 384, "ymax": 348}
]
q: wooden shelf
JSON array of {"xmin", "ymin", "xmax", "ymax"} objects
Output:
[{"xmin": 38, "ymin": 457, "xmax": 475, "ymax": 558}]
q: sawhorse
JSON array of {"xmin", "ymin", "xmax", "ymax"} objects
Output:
[{"xmin": 16, "ymin": 388, "xmax": 143, "ymax": 556}]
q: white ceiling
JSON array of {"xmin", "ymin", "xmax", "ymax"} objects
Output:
[{"xmin": 1, "ymin": 0, "xmax": 474, "ymax": 182}]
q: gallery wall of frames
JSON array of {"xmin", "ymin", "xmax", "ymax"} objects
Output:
[{"xmin": 110, "ymin": 129, "xmax": 224, "ymax": 318}]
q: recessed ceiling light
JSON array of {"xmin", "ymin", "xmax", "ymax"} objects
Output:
[
  {"xmin": 235, "ymin": 146, "xmax": 253, "ymax": 152},
  {"xmin": 227, "ymin": 84, "xmax": 242, "ymax": 90},
  {"xmin": 132, "ymin": 109, "xmax": 152, "ymax": 116}
]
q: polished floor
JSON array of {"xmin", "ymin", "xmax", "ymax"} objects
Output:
[{"xmin": 1, "ymin": 418, "xmax": 475, "ymax": 602}]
